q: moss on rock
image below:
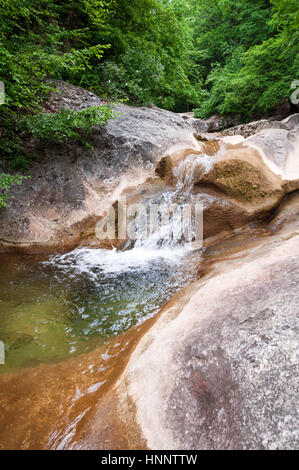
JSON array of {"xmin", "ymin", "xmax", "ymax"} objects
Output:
[{"xmin": 211, "ymin": 160, "xmax": 271, "ymax": 201}]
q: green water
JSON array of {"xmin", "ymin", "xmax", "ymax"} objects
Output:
[{"xmin": 0, "ymin": 249, "xmax": 193, "ymax": 373}]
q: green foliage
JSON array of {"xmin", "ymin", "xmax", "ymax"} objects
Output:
[
  {"xmin": 0, "ymin": 0, "xmax": 298, "ymax": 211},
  {"xmin": 0, "ymin": 173, "xmax": 26, "ymax": 208},
  {"xmin": 0, "ymin": 0, "xmax": 114, "ymax": 110},
  {"xmin": 73, "ymin": 0, "xmax": 199, "ymax": 110},
  {"xmin": 193, "ymin": 0, "xmax": 299, "ymax": 119},
  {"xmin": 22, "ymin": 106, "xmax": 115, "ymax": 146},
  {"xmin": 0, "ymin": 0, "xmax": 115, "ymax": 200},
  {"xmin": 1, "ymin": 0, "xmax": 295, "ymax": 120}
]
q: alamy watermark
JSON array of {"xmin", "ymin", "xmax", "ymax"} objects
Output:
[{"xmin": 95, "ymin": 198, "xmax": 204, "ymax": 247}]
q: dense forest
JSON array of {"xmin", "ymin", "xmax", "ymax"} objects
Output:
[{"xmin": 0, "ymin": 0, "xmax": 298, "ymax": 205}]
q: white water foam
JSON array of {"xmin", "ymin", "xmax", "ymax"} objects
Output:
[
  {"xmin": 48, "ymin": 245, "xmax": 187, "ymax": 275},
  {"xmin": 48, "ymin": 151, "xmax": 213, "ymax": 275}
]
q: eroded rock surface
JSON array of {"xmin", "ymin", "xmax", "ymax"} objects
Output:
[
  {"xmin": 0, "ymin": 82, "xmax": 196, "ymax": 252},
  {"xmin": 1, "ymin": 79, "xmax": 298, "ymax": 253},
  {"xmin": 116, "ymin": 231, "xmax": 299, "ymax": 450},
  {"xmin": 0, "ymin": 189, "xmax": 298, "ymax": 450},
  {"xmin": 220, "ymin": 119, "xmax": 289, "ymax": 138},
  {"xmin": 155, "ymin": 124, "xmax": 299, "ymax": 235}
]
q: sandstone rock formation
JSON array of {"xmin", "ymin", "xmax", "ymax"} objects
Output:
[
  {"xmin": 1, "ymin": 79, "xmax": 298, "ymax": 253},
  {"xmin": 220, "ymin": 119, "xmax": 289, "ymax": 138},
  {"xmin": 114, "ymin": 226, "xmax": 299, "ymax": 450},
  {"xmin": 0, "ymin": 82, "xmax": 196, "ymax": 252},
  {"xmin": 155, "ymin": 119, "xmax": 299, "ymax": 239}
]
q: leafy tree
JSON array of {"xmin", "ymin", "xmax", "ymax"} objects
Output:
[
  {"xmin": 0, "ymin": 0, "xmax": 114, "ymax": 200},
  {"xmin": 193, "ymin": 0, "xmax": 299, "ymax": 119},
  {"xmin": 76, "ymin": 0, "xmax": 200, "ymax": 110}
]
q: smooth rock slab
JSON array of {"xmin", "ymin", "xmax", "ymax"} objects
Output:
[{"xmin": 117, "ymin": 234, "xmax": 299, "ymax": 450}]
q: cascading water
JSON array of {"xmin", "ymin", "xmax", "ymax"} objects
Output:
[
  {"xmin": 0, "ymin": 148, "xmax": 216, "ymax": 372},
  {"xmin": 129, "ymin": 150, "xmax": 214, "ymax": 252},
  {"xmin": 56, "ymin": 148, "xmax": 214, "ymax": 270}
]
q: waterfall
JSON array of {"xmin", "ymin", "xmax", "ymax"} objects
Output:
[
  {"xmin": 49, "ymin": 150, "xmax": 216, "ymax": 273},
  {"xmin": 132, "ymin": 152, "xmax": 213, "ymax": 251}
]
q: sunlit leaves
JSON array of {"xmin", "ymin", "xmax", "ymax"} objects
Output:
[{"xmin": 0, "ymin": 173, "xmax": 26, "ymax": 208}]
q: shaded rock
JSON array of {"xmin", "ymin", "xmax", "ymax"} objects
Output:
[
  {"xmin": 271, "ymin": 98, "xmax": 292, "ymax": 119},
  {"xmin": 43, "ymin": 79, "xmax": 105, "ymax": 112},
  {"xmin": 269, "ymin": 190, "xmax": 299, "ymax": 229},
  {"xmin": 201, "ymin": 114, "xmax": 242, "ymax": 133},
  {"xmin": 191, "ymin": 118, "xmax": 209, "ymax": 133},
  {"xmin": 180, "ymin": 112, "xmax": 194, "ymax": 121},
  {"xmin": 155, "ymin": 133, "xmax": 296, "ymax": 228},
  {"xmin": 205, "ymin": 114, "xmax": 223, "ymax": 132}
]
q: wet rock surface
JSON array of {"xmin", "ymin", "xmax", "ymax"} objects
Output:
[
  {"xmin": 168, "ymin": 254, "xmax": 298, "ymax": 450},
  {"xmin": 0, "ymin": 190, "xmax": 298, "ymax": 450}
]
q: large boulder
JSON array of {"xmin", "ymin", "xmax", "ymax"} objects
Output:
[
  {"xmin": 191, "ymin": 118, "xmax": 209, "ymax": 133},
  {"xmin": 198, "ymin": 114, "xmax": 242, "ymax": 133},
  {"xmin": 220, "ymin": 119, "xmax": 289, "ymax": 138},
  {"xmin": 115, "ymin": 230, "xmax": 299, "ymax": 449},
  {"xmin": 271, "ymin": 98, "xmax": 292, "ymax": 119},
  {"xmin": 282, "ymin": 113, "xmax": 299, "ymax": 131},
  {"xmin": 153, "ymin": 125, "xmax": 299, "ymax": 241},
  {"xmin": 245, "ymin": 128, "xmax": 299, "ymax": 184}
]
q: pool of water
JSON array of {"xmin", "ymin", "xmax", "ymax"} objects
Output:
[{"xmin": 0, "ymin": 247, "xmax": 194, "ymax": 373}]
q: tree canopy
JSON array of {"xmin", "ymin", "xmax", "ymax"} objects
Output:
[
  {"xmin": 0, "ymin": 0, "xmax": 298, "ymax": 115},
  {"xmin": 0, "ymin": 0, "xmax": 298, "ymax": 204}
]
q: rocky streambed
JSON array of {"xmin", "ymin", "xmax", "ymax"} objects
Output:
[{"xmin": 0, "ymin": 82, "xmax": 298, "ymax": 450}]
